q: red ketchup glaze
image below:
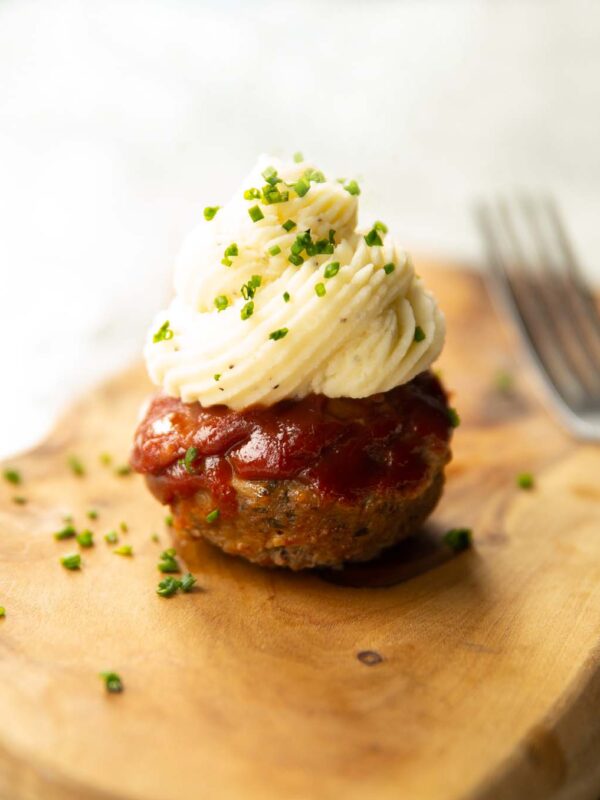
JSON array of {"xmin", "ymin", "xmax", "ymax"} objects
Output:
[{"xmin": 130, "ymin": 372, "xmax": 452, "ymax": 515}]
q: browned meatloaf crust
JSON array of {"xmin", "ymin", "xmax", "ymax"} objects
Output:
[{"xmin": 131, "ymin": 371, "xmax": 453, "ymax": 570}]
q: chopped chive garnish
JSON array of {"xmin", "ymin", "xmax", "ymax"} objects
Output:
[
  {"xmin": 288, "ymin": 253, "xmax": 304, "ymax": 266},
  {"xmin": 282, "ymin": 219, "xmax": 296, "ymax": 232},
  {"xmin": 55, "ymin": 524, "xmax": 76, "ymax": 541},
  {"xmin": 364, "ymin": 228, "xmax": 384, "ymax": 247},
  {"xmin": 158, "ymin": 548, "xmax": 180, "ymax": 574},
  {"xmin": 214, "ymin": 373, "xmax": 221, "ymax": 382},
  {"xmin": 283, "ymin": 291, "xmax": 290, "ymax": 303},
  {"xmin": 443, "ymin": 528, "xmax": 473, "ymax": 552},
  {"xmin": 241, "ymin": 301, "xmax": 254, "ymax": 320},
  {"xmin": 304, "ymin": 168, "xmax": 325, "ymax": 183},
  {"xmin": 61, "ymin": 553, "xmax": 81, "ymax": 570},
  {"xmin": 261, "ymin": 186, "xmax": 289, "ymax": 204},
  {"xmin": 448, "ymin": 408, "xmax": 461, "ymax": 428},
  {"xmin": 315, "ymin": 283, "xmax": 326, "ymax": 297},
  {"xmin": 383, "ymin": 262, "xmax": 395, "ymax": 275},
  {"xmin": 0, "ymin": 607, "xmax": 5, "ymax": 618},
  {"xmin": 183, "ymin": 447, "xmax": 198, "ymax": 474},
  {"xmin": 105, "ymin": 531, "xmax": 118, "ymax": 544},
  {"xmin": 293, "ymin": 177, "xmax": 310, "ymax": 197},
  {"xmin": 214, "ymin": 295, "xmax": 229, "ymax": 312},
  {"xmin": 268, "ymin": 244, "xmax": 282, "ymax": 256},
  {"xmin": 241, "ymin": 274, "xmax": 262, "ymax": 301},
  {"xmin": 243, "ymin": 188, "xmax": 260, "ymax": 200},
  {"xmin": 12, "ymin": 495, "xmax": 27, "ymax": 505},
  {"xmin": 115, "ymin": 464, "xmax": 132, "ymax": 477},
  {"xmin": 248, "ymin": 205, "xmax": 264, "ymax": 222},
  {"xmin": 76, "ymin": 529, "xmax": 94, "ymax": 548},
  {"xmin": 152, "ymin": 533, "xmax": 160, "ymax": 543},
  {"xmin": 414, "ymin": 326, "xmax": 426, "ymax": 342},
  {"xmin": 206, "ymin": 508, "xmax": 220, "ymax": 524},
  {"xmin": 203, "ymin": 206, "xmax": 220, "ymax": 221},
  {"xmin": 221, "ymin": 243, "xmax": 239, "ymax": 267},
  {"xmin": 165, "ymin": 515, "xmax": 173, "ymax": 527},
  {"xmin": 344, "ymin": 180, "xmax": 360, "ymax": 196},
  {"xmin": 180, "ymin": 573, "xmax": 197, "ymax": 593},
  {"xmin": 113, "ymin": 545, "xmax": 133, "ymax": 557},
  {"xmin": 262, "ymin": 166, "xmax": 279, "ymax": 186},
  {"xmin": 153, "ymin": 320, "xmax": 174, "ymax": 343},
  {"xmin": 324, "ymin": 261, "xmax": 340, "ymax": 279},
  {"xmin": 87, "ymin": 509, "xmax": 98, "ymax": 520},
  {"xmin": 293, "ymin": 151, "xmax": 304, "ymax": 163},
  {"xmin": 99, "ymin": 452, "xmax": 112, "ymax": 466},
  {"xmin": 374, "ymin": 220, "xmax": 388, "ymax": 233},
  {"xmin": 3, "ymin": 468, "xmax": 21, "ymax": 485},
  {"xmin": 119, "ymin": 521, "xmax": 128, "ymax": 533},
  {"xmin": 157, "ymin": 576, "xmax": 180, "ymax": 598},
  {"xmin": 100, "ymin": 671, "xmax": 123, "ymax": 693},
  {"xmin": 68, "ymin": 456, "xmax": 85, "ymax": 477},
  {"xmin": 517, "ymin": 472, "xmax": 534, "ymax": 490},
  {"xmin": 269, "ymin": 328, "xmax": 288, "ymax": 341}
]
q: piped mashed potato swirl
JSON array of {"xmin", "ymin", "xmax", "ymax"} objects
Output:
[{"xmin": 145, "ymin": 155, "xmax": 445, "ymax": 409}]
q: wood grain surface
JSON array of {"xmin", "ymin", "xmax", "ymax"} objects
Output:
[{"xmin": 1, "ymin": 263, "xmax": 600, "ymax": 800}]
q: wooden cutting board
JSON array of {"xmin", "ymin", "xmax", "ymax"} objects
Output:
[{"xmin": 1, "ymin": 263, "xmax": 600, "ymax": 800}]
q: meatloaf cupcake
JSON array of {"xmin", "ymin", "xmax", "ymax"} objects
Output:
[{"xmin": 131, "ymin": 155, "xmax": 453, "ymax": 569}]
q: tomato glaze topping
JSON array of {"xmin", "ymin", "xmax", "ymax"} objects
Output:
[{"xmin": 130, "ymin": 371, "xmax": 452, "ymax": 514}]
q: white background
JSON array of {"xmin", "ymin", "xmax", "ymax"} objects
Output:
[{"xmin": 1, "ymin": 0, "xmax": 599, "ymax": 458}]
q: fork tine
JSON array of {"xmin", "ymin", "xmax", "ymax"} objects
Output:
[
  {"xmin": 475, "ymin": 200, "xmax": 586, "ymax": 411},
  {"xmin": 518, "ymin": 196, "xmax": 600, "ymax": 399}
]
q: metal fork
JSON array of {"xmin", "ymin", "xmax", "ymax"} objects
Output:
[{"xmin": 474, "ymin": 196, "xmax": 600, "ymax": 441}]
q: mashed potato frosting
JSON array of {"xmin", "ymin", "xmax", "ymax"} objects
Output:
[{"xmin": 145, "ymin": 155, "xmax": 445, "ymax": 409}]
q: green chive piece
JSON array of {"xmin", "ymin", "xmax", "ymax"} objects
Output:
[
  {"xmin": 203, "ymin": 206, "xmax": 220, "ymax": 221},
  {"xmin": 157, "ymin": 576, "xmax": 180, "ymax": 598},
  {"xmin": 241, "ymin": 301, "xmax": 254, "ymax": 320},
  {"xmin": 324, "ymin": 261, "xmax": 340, "ymax": 279},
  {"xmin": 152, "ymin": 533, "xmax": 160, "ymax": 543},
  {"xmin": 113, "ymin": 545, "xmax": 133, "ymax": 557},
  {"xmin": 206, "ymin": 508, "xmax": 220, "ymax": 524},
  {"xmin": 448, "ymin": 408, "xmax": 461, "ymax": 428},
  {"xmin": 183, "ymin": 447, "xmax": 198, "ymax": 474},
  {"xmin": 282, "ymin": 219, "xmax": 296, "ymax": 232},
  {"xmin": 100, "ymin": 671, "xmax": 123, "ymax": 693},
  {"xmin": 283, "ymin": 291, "xmax": 290, "ymax": 303},
  {"xmin": 0, "ymin": 607, "xmax": 5, "ymax": 618},
  {"xmin": 68, "ymin": 456, "xmax": 85, "ymax": 477},
  {"xmin": 153, "ymin": 320, "xmax": 174, "ymax": 343},
  {"xmin": 61, "ymin": 553, "xmax": 81, "ymax": 570},
  {"xmin": 224, "ymin": 243, "xmax": 238, "ymax": 258},
  {"xmin": 304, "ymin": 168, "xmax": 326, "ymax": 183},
  {"xmin": 414, "ymin": 326, "xmax": 426, "ymax": 342},
  {"xmin": 180, "ymin": 573, "xmax": 197, "ymax": 593},
  {"xmin": 115, "ymin": 464, "xmax": 132, "ymax": 477},
  {"xmin": 262, "ymin": 166, "xmax": 279, "ymax": 186},
  {"xmin": 158, "ymin": 548, "xmax": 180, "ymax": 574},
  {"xmin": 119, "ymin": 521, "xmax": 128, "ymax": 533},
  {"xmin": 248, "ymin": 205, "xmax": 264, "ymax": 222},
  {"xmin": 269, "ymin": 328, "xmax": 288, "ymax": 341},
  {"xmin": 243, "ymin": 188, "xmax": 260, "ymax": 200},
  {"xmin": 383, "ymin": 262, "xmax": 395, "ymax": 275},
  {"xmin": 214, "ymin": 295, "xmax": 229, "ymax": 312},
  {"xmin": 105, "ymin": 531, "xmax": 118, "ymax": 544},
  {"xmin": 241, "ymin": 275, "xmax": 262, "ymax": 301},
  {"xmin": 76, "ymin": 529, "xmax": 94, "ymax": 548},
  {"xmin": 288, "ymin": 253, "xmax": 304, "ymax": 266},
  {"xmin": 364, "ymin": 228, "xmax": 384, "ymax": 247},
  {"xmin": 55, "ymin": 524, "xmax": 76, "ymax": 541},
  {"xmin": 268, "ymin": 244, "xmax": 282, "ymax": 256},
  {"xmin": 12, "ymin": 495, "xmax": 27, "ymax": 505},
  {"xmin": 443, "ymin": 528, "xmax": 473, "ymax": 552},
  {"xmin": 261, "ymin": 186, "xmax": 289, "ymax": 204},
  {"xmin": 87, "ymin": 509, "xmax": 98, "ymax": 520},
  {"xmin": 344, "ymin": 180, "xmax": 360, "ymax": 196},
  {"xmin": 293, "ymin": 151, "xmax": 304, "ymax": 163},
  {"xmin": 165, "ymin": 515, "xmax": 173, "ymax": 527},
  {"xmin": 374, "ymin": 220, "xmax": 388, "ymax": 234},
  {"xmin": 315, "ymin": 283, "xmax": 326, "ymax": 297},
  {"xmin": 293, "ymin": 177, "xmax": 310, "ymax": 197},
  {"xmin": 3, "ymin": 468, "xmax": 21, "ymax": 485},
  {"xmin": 517, "ymin": 472, "xmax": 535, "ymax": 490},
  {"xmin": 99, "ymin": 452, "xmax": 112, "ymax": 467},
  {"xmin": 214, "ymin": 373, "xmax": 221, "ymax": 382}
]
